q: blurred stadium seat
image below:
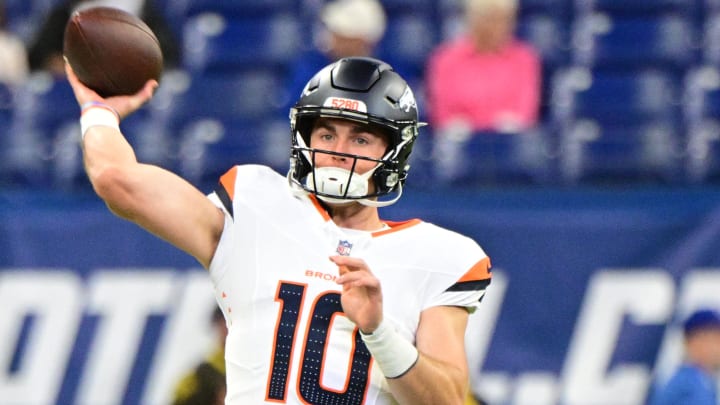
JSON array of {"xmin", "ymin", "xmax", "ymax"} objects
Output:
[
  {"xmin": 183, "ymin": 13, "xmax": 302, "ymax": 74},
  {"xmin": 377, "ymin": 13, "xmax": 439, "ymax": 86},
  {"xmin": 571, "ymin": 13, "xmax": 698, "ymax": 74},
  {"xmin": 558, "ymin": 119, "xmax": 683, "ymax": 184},
  {"xmin": 169, "ymin": 0, "xmax": 299, "ymax": 18},
  {"xmin": 175, "ymin": 117, "xmax": 290, "ymax": 187},
  {"xmin": 380, "ymin": 0, "xmax": 435, "ymax": 14},
  {"xmin": 520, "ymin": 0, "xmax": 574, "ymax": 20},
  {"xmin": 430, "ymin": 127, "xmax": 555, "ymax": 186},
  {"xmin": 0, "ymin": 83, "xmax": 16, "ymax": 186},
  {"xmin": 684, "ymin": 66, "xmax": 720, "ymax": 182},
  {"xmin": 147, "ymin": 70, "xmax": 289, "ymax": 182},
  {"xmin": 517, "ymin": 13, "xmax": 572, "ymax": 71},
  {"xmin": 0, "ymin": 82, "xmax": 12, "ymax": 130},
  {"xmin": 574, "ymin": 0, "xmax": 698, "ymax": 16},
  {"xmin": 551, "ymin": 67, "xmax": 684, "ymax": 183},
  {"xmin": 155, "ymin": 70, "xmax": 287, "ymax": 128},
  {"xmin": 517, "ymin": 13, "xmax": 572, "ymax": 120},
  {"xmin": 3, "ymin": 0, "xmax": 57, "ymax": 42},
  {"xmin": 6, "ymin": 0, "xmax": 720, "ymax": 189},
  {"xmin": 0, "ymin": 74, "xmax": 80, "ymax": 187},
  {"xmin": 702, "ymin": 12, "xmax": 720, "ymax": 65}
]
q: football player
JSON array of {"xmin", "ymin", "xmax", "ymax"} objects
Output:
[{"xmin": 67, "ymin": 56, "xmax": 491, "ymax": 404}]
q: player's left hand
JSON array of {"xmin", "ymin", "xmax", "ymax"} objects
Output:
[{"xmin": 332, "ymin": 255, "xmax": 383, "ymax": 334}]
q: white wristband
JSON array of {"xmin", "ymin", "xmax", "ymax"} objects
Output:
[
  {"xmin": 80, "ymin": 106, "xmax": 120, "ymax": 139},
  {"xmin": 360, "ymin": 319, "xmax": 419, "ymax": 379}
]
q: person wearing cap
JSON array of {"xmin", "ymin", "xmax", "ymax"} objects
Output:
[
  {"xmin": 284, "ymin": 0, "xmax": 386, "ymax": 111},
  {"xmin": 648, "ymin": 308, "xmax": 720, "ymax": 405}
]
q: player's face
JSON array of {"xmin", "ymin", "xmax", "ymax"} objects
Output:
[{"xmin": 308, "ymin": 118, "xmax": 388, "ymax": 175}]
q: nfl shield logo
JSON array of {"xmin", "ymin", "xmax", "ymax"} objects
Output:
[{"xmin": 336, "ymin": 240, "xmax": 353, "ymax": 256}]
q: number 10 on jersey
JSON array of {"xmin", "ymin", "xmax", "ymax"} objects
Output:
[{"xmin": 266, "ymin": 281, "xmax": 374, "ymax": 404}]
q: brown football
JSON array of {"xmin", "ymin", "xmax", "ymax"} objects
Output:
[{"xmin": 63, "ymin": 6, "xmax": 163, "ymax": 97}]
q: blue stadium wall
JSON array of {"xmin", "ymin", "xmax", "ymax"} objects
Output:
[{"xmin": 2, "ymin": 184, "xmax": 720, "ymax": 405}]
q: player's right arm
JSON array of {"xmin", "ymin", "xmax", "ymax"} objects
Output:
[{"xmin": 66, "ymin": 64, "xmax": 224, "ymax": 269}]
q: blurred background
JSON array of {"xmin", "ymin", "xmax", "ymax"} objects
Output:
[{"xmin": 2, "ymin": 0, "xmax": 720, "ymax": 404}]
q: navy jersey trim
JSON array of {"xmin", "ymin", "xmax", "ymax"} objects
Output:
[
  {"xmin": 445, "ymin": 278, "xmax": 491, "ymax": 293},
  {"xmin": 215, "ymin": 183, "xmax": 234, "ymax": 219}
]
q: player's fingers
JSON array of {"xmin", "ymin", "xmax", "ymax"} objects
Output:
[
  {"xmin": 109, "ymin": 79, "xmax": 157, "ymax": 118},
  {"xmin": 329, "ymin": 255, "xmax": 370, "ymax": 273},
  {"xmin": 64, "ymin": 61, "xmax": 77, "ymax": 82},
  {"xmin": 336, "ymin": 268, "xmax": 380, "ymax": 288},
  {"xmin": 139, "ymin": 79, "xmax": 159, "ymax": 98}
]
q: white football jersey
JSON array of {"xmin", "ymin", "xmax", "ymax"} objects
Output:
[{"xmin": 207, "ymin": 165, "xmax": 491, "ymax": 405}]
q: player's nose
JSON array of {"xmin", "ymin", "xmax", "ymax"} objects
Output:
[{"xmin": 330, "ymin": 136, "xmax": 352, "ymax": 156}]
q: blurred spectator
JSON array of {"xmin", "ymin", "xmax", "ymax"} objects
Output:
[
  {"xmin": 648, "ymin": 309, "xmax": 720, "ymax": 405},
  {"xmin": 425, "ymin": 0, "xmax": 541, "ymax": 134},
  {"xmin": 0, "ymin": 0, "xmax": 29, "ymax": 85},
  {"xmin": 285, "ymin": 0, "xmax": 386, "ymax": 109},
  {"xmin": 27, "ymin": 0, "xmax": 180, "ymax": 77},
  {"xmin": 171, "ymin": 307, "xmax": 227, "ymax": 405}
]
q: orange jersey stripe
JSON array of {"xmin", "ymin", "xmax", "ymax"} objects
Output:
[
  {"xmin": 219, "ymin": 167, "xmax": 238, "ymax": 201},
  {"xmin": 308, "ymin": 195, "xmax": 332, "ymax": 222},
  {"xmin": 372, "ymin": 219, "xmax": 422, "ymax": 237},
  {"xmin": 458, "ymin": 257, "xmax": 492, "ymax": 282}
]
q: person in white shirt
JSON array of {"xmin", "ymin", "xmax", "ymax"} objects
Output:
[{"xmin": 0, "ymin": 4, "xmax": 28, "ymax": 86}]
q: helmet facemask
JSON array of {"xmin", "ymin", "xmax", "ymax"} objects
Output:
[{"xmin": 288, "ymin": 116, "xmax": 414, "ymax": 207}]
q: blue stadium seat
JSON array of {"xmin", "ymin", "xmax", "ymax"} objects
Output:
[
  {"xmin": 183, "ymin": 13, "xmax": 302, "ymax": 74},
  {"xmin": 3, "ymin": 0, "xmax": 57, "ymax": 42},
  {"xmin": 159, "ymin": 71, "xmax": 288, "ymax": 127},
  {"xmin": 0, "ymin": 83, "xmax": 15, "ymax": 185},
  {"xmin": 175, "ymin": 117, "xmax": 290, "ymax": 188},
  {"xmin": 1, "ymin": 74, "xmax": 80, "ymax": 187},
  {"xmin": 380, "ymin": 0, "xmax": 435, "ymax": 14},
  {"xmin": 170, "ymin": 0, "xmax": 299, "ymax": 18},
  {"xmin": 377, "ymin": 14, "xmax": 440, "ymax": 84},
  {"xmin": 517, "ymin": 14, "xmax": 571, "ymax": 71},
  {"xmin": 702, "ymin": 12, "xmax": 720, "ymax": 65},
  {"xmin": 684, "ymin": 66, "xmax": 720, "ymax": 182},
  {"xmin": 558, "ymin": 120, "xmax": 683, "ymax": 183},
  {"xmin": 572, "ymin": 13, "xmax": 698, "ymax": 74},
  {"xmin": 430, "ymin": 127, "xmax": 555, "ymax": 186},
  {"xmin": 575, "ymin": 0, "xmax": 698, "ymax": 16},
  {"xmin": 561, "ymin": 68, "xmax": 682, "ymax": 124},
  {"xmin": 520, "ymin": 0, "xmax": 573, "ymax": 20},
  {"xmin": 708, "ymin": 0, "xmax": 720, "ymax": 12},
  {"xmin": 0, "ymin": 82, "xmax": 12, "ymax": 126},
  {"xmin": 138, "ymin": 56, "xmax": 293, "ymax": 186},
  {"xmin": 551, "ymin": 68, "xmax": 684, "ymax": 183},
  {"xmin": 517, "ymin": 13, "xmax": 572, "ymax": 120}
]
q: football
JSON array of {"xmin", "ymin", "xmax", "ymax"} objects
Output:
[{"xmin": 63, "ymin": 6, "xmax": 163, "ymax": 97}]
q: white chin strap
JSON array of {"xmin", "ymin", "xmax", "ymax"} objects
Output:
[{"xmin": 305, "ymin": 166, "xmax": 402, "ymax": 207}]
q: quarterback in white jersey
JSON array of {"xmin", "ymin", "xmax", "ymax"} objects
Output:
[
  {"xmin": 68, "ymin": 56, "xmax": 491, "ymax": 404},
  {"xmin": 208, "ymin": 164, "xmax": 490, "ymax": 403}
]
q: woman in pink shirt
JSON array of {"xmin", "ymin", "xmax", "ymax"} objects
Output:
[{"xmin": 426, "ymin": 0, "xmax": 541, "ymax": 134}]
